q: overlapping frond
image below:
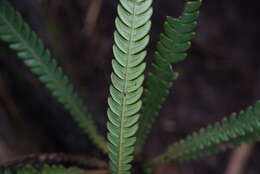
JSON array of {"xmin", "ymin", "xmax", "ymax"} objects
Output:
[
  {"xmin": 40, "ymin": 165, "xmax": 85, "ymax": 174},
  {"xmin": 106, "ymin": 0, "xmax": 153, "ymax": 174},
  {"xmin": 1, "ymin": 165, "xmax": 85, "ymax": 174},
  {"xmin": 0, "ymin": 0, "xmax": 107, "ymax": 153},
  {"xmin": 147, "ymin": 101, "xmax": 260, "ymax": 166},
  {"xmin": 136, "ymin": 0, "xmax": 202, "ymax": 151}
]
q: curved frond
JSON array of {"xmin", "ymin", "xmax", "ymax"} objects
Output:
[
  {"xmin": 147, "ymin": 101, "xmax": 260, "ymax": 166},
  {"xmin": 136, "ymin": 0, "xmax": 202, "ymax": 151},
  {"xmin": 0, "ymin": 0, "xmax": 107, "ymax": 153},
  {"xmin": 106, "ymin": 0, "xmax": 152, "ymax": 174}
]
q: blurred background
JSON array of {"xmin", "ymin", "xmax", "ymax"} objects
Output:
[{"xmin": 0, "ymin": 0, "xmax": 260, "ymax": 173}]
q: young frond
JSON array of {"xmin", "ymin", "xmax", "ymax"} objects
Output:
[
  {"xmin": 136, "ymin": 0, "xmax": 202, "ymax": 151},
  {"xmin": 106, "ymin": 0, "xmax": 153, "ymax": 173},
  {"xmin": 147, "ymin": 101, "xmax": 260, "ymax": 166},
  {"xmin": 0, "ymin": 0, "xmax": 107, "ymax": 153}
]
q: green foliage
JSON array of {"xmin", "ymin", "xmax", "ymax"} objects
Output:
[
  {"xmin": 106, "ymin": 0, "xmax": 152, "ymax": 173},
  {"xmin": 136, "ymin": 0, "xmax": 202, "ymax": 151},
  {"xmin": 1, "ymin": 0, "xmax": 260, "ymax": 174},
  {"xmin": 147, "ymin": 101, "xmax": 260, "ymax": 166},
  {"xmin": 1, "ymin": 165, "xmax": 84, "ymax": 174},
  {"xmin": 0, "ymin": 0, "xmax": 107, "ymax": 153},
  {"xmin": 41, "ymin": 165, "xmax": 84, "ymax": 174}
]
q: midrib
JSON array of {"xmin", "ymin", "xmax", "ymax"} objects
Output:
[{"xmin": 117, "ymin": 1, "xmax": 138, "ymax": 174}]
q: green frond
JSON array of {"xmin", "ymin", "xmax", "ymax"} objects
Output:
[
  {"xmin": 1, "ymin": 165, "xmax": 84, "ymax": 174},
  {"xmin": 3, "ymin": 166, "xmax": 38, "ymax": 174},
  {"xmin": 136, "ymin": 0, "xmax": 202, "ymax": 151},
  {"xmin": 2, "ymin": 170, "xmax": 8, "ymax": 174},
  {"xmin": 0, "ymin": 0, "xmax": 107, "ymax": 153},
  {"xmin": 5, "ymin": 167, "xmax": 38, "ymax": 174},
  {"xmin": 147, "ymin": 101, "xmax": 260, "ymax": 166},
  {"xmin": 106, "ymin": 0, "xmax": 153, "ymax": 174},
  {"xmin": 2, "ymin": 169, "xmax": 12, "ymax": 174},
  {"xmin": 41, "ymin": 165, "xmax": 84, "ymax": 174}
]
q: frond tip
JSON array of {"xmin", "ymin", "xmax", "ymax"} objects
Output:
[
  {"xmin": 106, "ymin": 0, "xmax": 152, "ymax": 174},
  {"xmin": 0, "ymin": 0, "xmax": 107, "ymax": 153},
  {"xmin": 147, "ymin": 101, "xmax": 260, "ymax": 166}
]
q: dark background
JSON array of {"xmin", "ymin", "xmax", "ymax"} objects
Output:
[{"xmin": 0, "ymin": 0, "xmax": 260, "ymax": 173}]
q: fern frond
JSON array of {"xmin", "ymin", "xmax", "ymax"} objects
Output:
[
  {"xmin": 106, "ymin": 0, "xmax": 153, "ymax": 174},
  {"xmin": 136, "ymin": 0, "xmax": 202, "ymax": 151},
  {"xmin": 0, "ymin": 0, "xmax": 107, "ymax": 153},
  {"xmin": 176, "ymin": 132, "xmax": 260, "ymax": 162},
  {"xmin": 41, "ymin": 165, "xmax": 85, "ymax": 174},
  {"xmin": 146, "ymin": 101, "xmax": 260, "ymax": 166}
]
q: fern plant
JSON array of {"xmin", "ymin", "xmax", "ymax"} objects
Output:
[{"xmin": 0, "ymin": 0, "xmax": 260, "ymax": 174}]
